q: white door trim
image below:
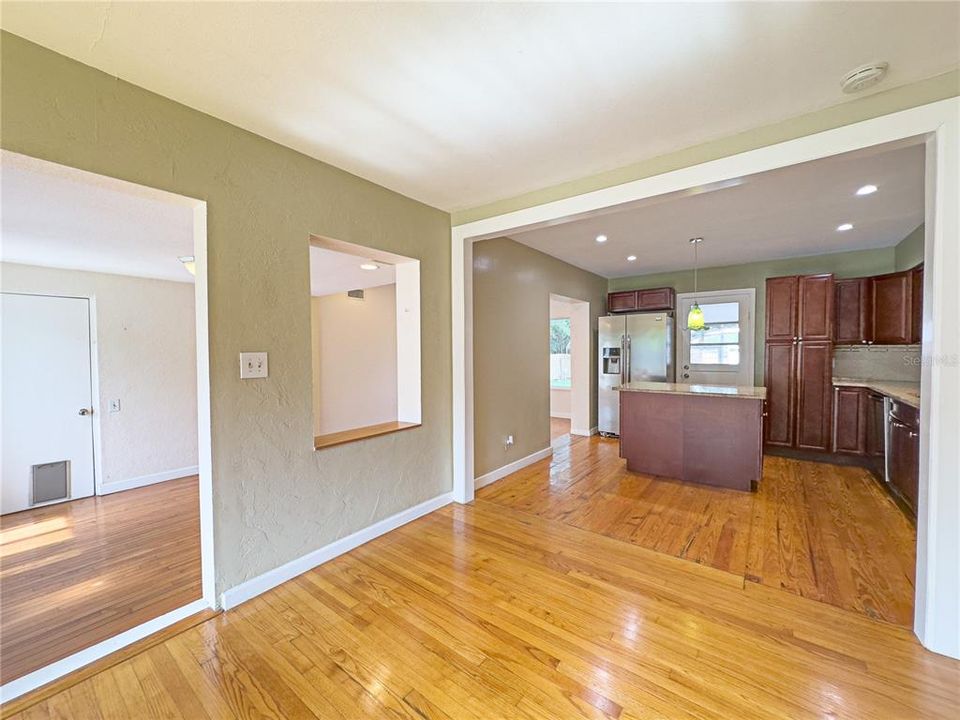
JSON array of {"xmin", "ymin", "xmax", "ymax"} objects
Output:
[
  {"xmin": 451, "ymin": 97, "xmax": 960, "ymax": 658},
  {"xmin": 0, "ymin": 152, "xmax": 217, "ymax": 703},
  {"xmin": 676, "ymin": 288, "xmax": 755, "ymax": 386}
]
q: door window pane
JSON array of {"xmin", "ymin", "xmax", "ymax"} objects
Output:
[{"xmin": 690, "ymin": 302, "xmax": 741, "ymax": 366}]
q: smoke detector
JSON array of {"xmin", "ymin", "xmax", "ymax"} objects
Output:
[{"xmin": 841, "ymin": 62, "xmax": 889, "ymax": 94}]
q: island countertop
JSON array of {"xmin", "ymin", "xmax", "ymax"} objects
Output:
[{"xmin": 617, "ymin": 381, "xmax": 767, "ymax": 401}]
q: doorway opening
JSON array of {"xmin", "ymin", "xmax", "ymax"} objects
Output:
[
  {"xmin": 0, "ymin": 151, "xmax": 215, "ymax": 701},
  {"xmin": 548, "ymin": 294, "xmax": 590, "ymax": 445}
]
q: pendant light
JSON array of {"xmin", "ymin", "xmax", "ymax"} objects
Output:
[{"xmin": 686, "ymin": 238, "xmax": 707, "ymax": 332}]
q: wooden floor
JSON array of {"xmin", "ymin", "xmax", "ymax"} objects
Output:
[
  {"xmin": 0, "ymin": 476, "xmax": 202, "ymax": 684},
  {"xmin": 480, "ymin": 434, "xmax": 917, "ymax": 626},
  {"xmin": 7, "ymin": 489, "xmax": 957, "ymax": 718},
  {"xmin": 550, "ymin": 416, "xmax": 571, "ymax": 441}
]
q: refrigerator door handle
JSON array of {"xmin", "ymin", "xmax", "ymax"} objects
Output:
[{"xmin": 625, "ymin": 334, "xmax": 632, "ymax": 384}]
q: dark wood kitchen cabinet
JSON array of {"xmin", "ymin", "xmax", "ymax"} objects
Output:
[
  {"xmin": 834, "ymin": 278, "xmax": 871, "ymax": 344},
  {"xmin": 795, "ymin": 342, "xmax": 833, "ymax": 451},
  {"xmin": 763, "ymin": 341, "xmax": 796, "ymax": 448},
  {"xmin": 910, "ymin": 264, "xmax": 923, "ymax": 344},
  {"xmin": 763, "ymin": 274, "xmax": 834, "ymax": 451},
  {"xmin": 871, "ymin": 271, "xmax": 913, "ymax": 345},
  {"xmin": 888, "ymin": 401, "xmax": 920, "ymax": 514},
  {"xmin": 607, "ymin": 287, "xmax": 674, "ymax": 313},
  {"xmin": 833, "ymin": 386, "xmax": 866, "ymax": 455}
]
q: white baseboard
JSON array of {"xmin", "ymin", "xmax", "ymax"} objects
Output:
[
  {"xmin": 0, "ymin": 597, "xmax": 211, "ymax": 703},
  {"xmin": 474, "ymin": 446, "xmax": 553, "ymax": 490},
  {"xmin": 550, "ymin": 412, "xmax": 571, "ymax": 420},
  {"xmin": 220, "ymin": 491, "xmax": 453, "ymax": 610},
  {"xmin": 98, "ymin": 465, "xmax": 199, "ymax": 495},
  {"xmin": 571, "ymin": 426, "xmax": 598, "ymax": 437}
]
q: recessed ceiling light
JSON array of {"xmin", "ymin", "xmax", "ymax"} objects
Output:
[
  {"xmin": 595, "ymin": 234, "xmax": 607, "ymax": 243},
  {"xmin": 836, "ymin": 223, "xmax": 854, "ymax": 232},
  {"xmin": 627, "ymin": 255, "xmax": 637, "ymax": 262},
  {"xmin": 856, "ymin": 184, "xmax": 878, "ymax": 196},
  {"xmin": 359, "ymin": 262, "xmax": 379, "ymax": 270}
]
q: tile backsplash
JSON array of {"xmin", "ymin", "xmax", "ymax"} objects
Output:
[{"xmin": 833, "ymin": 345, "xmax": 921, "ymax": 382}]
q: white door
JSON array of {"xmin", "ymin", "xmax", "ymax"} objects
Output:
[
  {"xmin": 1, "ymin": 293, "xmax": 96, "ymax": 514},
  {"xmin": 677, "ymin": 289, "xmax": 755, "ymax": 387}
]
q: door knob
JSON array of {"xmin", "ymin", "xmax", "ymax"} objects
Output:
[
  {"xmin": 78, "ymin": 408, "xmax": 93, "ymax": 416},
  {"xmin": 682, "ymin": 364, "xmax": 690, "ymax": 370},
  {"xmin": 682, "ymin": 373, "xmax": 690, "ymax": 379}
]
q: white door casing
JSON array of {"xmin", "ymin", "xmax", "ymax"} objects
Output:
[
  {"xmin": 1, "ymin": 293, "xmax": 96, "ymax": 514},
  {"xmin": 677, "ymin": 289, "xmax": 755, "ymax": 387}
]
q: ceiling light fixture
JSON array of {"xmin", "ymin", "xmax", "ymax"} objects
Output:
[
  {"xmin": 856, "ymin": 184, "xmax": 878, "ymax": 196},
  {"xmin": 177, "ymin": 255, "xmax": 196, "ymax": 276},
  {"xmin": 595, "ymin": 234, "xmax": 608, "ymax": 243},
  {"xmin": 686, "ymin": 238, "xmax": 708, "ymax": 332},
  {"xmin": 359, "ymin": 262, "xmax": 379, "ymax": 270},
  {"xmin": 836, "ymin": 223, "xmax": 854, "ymax": 232},
  {"xmin": 627, "ymin": 255, "xmax": 637, "ymax": 262}
]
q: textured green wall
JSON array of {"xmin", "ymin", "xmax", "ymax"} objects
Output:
[
  {"xmin": 473, "ymin": 237, "xmax": 607, "ymax": 477},
  {"xmin": 895, "ymin": 224, "xmax": 925, "ymax": 271},
  {"xmin": 609, "ymin": 247, "xmax": 897, "ymax": 385},
  {"xmin": 0, "ymin": 32, "xmax": 452, "ymax": 596},
  {"xmin": 453, "ymin": 71, "xmax": 959, "ymax": 224}
]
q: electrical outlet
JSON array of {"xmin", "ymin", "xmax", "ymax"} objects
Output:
[
  {"xmin": 505, "ymin": 435, "xmax": 514, "ymax": 447},
  {"xmin": 109, "ymin": 399, "xmax": 121, "ymax": 413},
  {"xmin": 239, "ymin": 351, "xmax": 268, "ymax": 379}
]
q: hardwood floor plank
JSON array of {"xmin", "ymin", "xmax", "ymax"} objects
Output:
[{"xmin": 0, "ymin": 476, "xmax": 202, "ymax": 684}]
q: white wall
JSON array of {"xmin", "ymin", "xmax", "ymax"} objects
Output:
[
  {"xmin": 0, "ymin": 262, "xmax": 198, "ymax": 492},
  {"xmin": 311, "ymin": 284, "xmax": 398, "ymax": 436},
  {"xmin": 549, "ymin": 388, "xmax": 571, "ymax": 418}
]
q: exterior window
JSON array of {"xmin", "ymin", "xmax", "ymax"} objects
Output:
[
  {"xmin": 689, "ymin": 302, "xmax": 740, "ymax": 366},
  {"xmin": 550, "ymin": 318, "xmax": 571, "ymax": 388}
]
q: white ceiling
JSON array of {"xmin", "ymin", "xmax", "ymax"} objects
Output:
[
  {"xmin": 1, "ymin": 152, "xmax": 196, "ymax": 283},
  {"xmin": 309, "ymin": 246, "xmax": 395, "ymax": 297},
  {"xmin": 2, "ymin": 3, "xmax": 956, "ymax": 212},
  {"xmin": 509, "ymin": 141, "xmax": 925, "ymax": 278}
]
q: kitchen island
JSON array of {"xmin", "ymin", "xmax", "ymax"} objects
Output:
[{"xmin": 617, "ymin": 381, "xmax": 767, "ymax": 491}]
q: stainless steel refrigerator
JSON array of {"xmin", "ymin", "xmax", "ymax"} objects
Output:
[{"xmin": 598, "ymin": 312, "xmax": 675, "ymax": 436}]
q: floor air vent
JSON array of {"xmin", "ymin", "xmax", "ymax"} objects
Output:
[{"xmin": 32, "ymin": 461, "xmax": 69, "ymax": 505}]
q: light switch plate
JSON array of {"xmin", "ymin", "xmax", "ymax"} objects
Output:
[
  {"xmin": 109, "ymin": 399, "xmax": 121, "ymax": 413},
  {"xmin": 239, "ymin": 351, "xmax": 268, "ymax": 379}
]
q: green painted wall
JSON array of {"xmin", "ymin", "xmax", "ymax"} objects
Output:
[
  {"xmin": 1, "ymin": 32, "xmax": 452, "ymax": 596},
  {"xmin": 609, "ymin": 247, "xmax": 897, "ymax": 385},
  {"xmin": 453, "ymin": 70, "xmax": 959, "ymax": 225},
  {"xmin": 473, "ymin": 237, "xmax": 607, "ymax": 477},
  {"xmin": 895, "ymin": 224, "xmax": 925, "ymax": 271}
]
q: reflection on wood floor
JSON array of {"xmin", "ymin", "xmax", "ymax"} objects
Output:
[
  {"xmin": 480, "ymin": 433, "xmax": 917, "ymax": 626},
  {"xmin": 7, "ymin": 486, "xmax": 956, "ymax": 719},
  {"xmin": 0, "ymin": 476, "xmax": 202, "ymax": 683},
  {"xmin": 549, "ymin": 416, "xmax": 571, "ymax": 441}
]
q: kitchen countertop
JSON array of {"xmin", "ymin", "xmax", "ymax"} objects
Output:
[
  {"xmin": 832, "ymin": 377, "xmax": 920, "ymax": 408},
  {"xmin": 617, "ymin": 381, "xmax": 767, "ymax": 400}
]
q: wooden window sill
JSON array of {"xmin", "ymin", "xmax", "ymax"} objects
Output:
[{"xmin": 314, "ymin": 420, "xmax": 420, "ymax": 451}]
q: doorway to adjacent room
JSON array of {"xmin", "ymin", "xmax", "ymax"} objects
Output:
[{"xmin": 548, "ymin": 293, "xmax": 590, "ymax": 445}]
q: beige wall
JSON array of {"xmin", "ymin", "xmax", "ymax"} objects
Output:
[
  {"xmin": 473, "ymin": 237, "xmax": 607, "ymax": 477},
  {"xmin": 311, "ymin": 285, "xmax": 398, "ymax": 436},
  {"xmin": 1, "ymin": 262, "xmax": 198, "ymax": 489},
  {"xmin": 0, "ymin": 32, "xmax": 452, "ymax": 595},
  {"xmin": 609, "ymin": 247, "xmax": 897, "ymax": 385}
]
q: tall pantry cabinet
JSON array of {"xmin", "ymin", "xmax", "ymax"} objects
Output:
[{"xmin": 764, "ymin": 274, "xmax": 834, "ymax": 451}]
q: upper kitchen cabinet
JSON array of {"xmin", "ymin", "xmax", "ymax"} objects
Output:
[
  {"xmin": 765, "ymin": 274, "xmax": 834, "ymax": 341},
  {"xmin": 910, "ymin": 264, "xmax": 923, "ymax": 344},
  {"xmin": 765, "ymin": 276, "xmax": 799, "ymax": 341},
  {"xmin": 607, "ymin": 287, "xmax": 674, "ymax": 313},
  {"xmin": 797, "ymin": 274, "xmax": 834, "ymax": 341},
  {"xmin": 834, "ymin": 278, "xmax": 871, "ymax": 344},
  {"xmin": 871, "ymin": 270, "xmax": 913, "ymax": 344}
]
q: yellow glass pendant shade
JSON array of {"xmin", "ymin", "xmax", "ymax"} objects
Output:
[{"xmin": 687, "ymin": 302, "xmax": 705, "ymax": 331}]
